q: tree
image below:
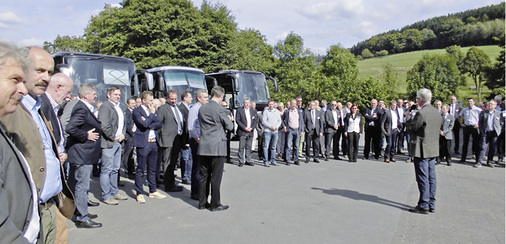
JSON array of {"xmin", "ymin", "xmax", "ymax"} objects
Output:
[
  {"xmin": 485, "ymin": 34, "xmax": 505, "ymax": 96},
  {"xmin": 462, "ymin": 46, "xmax": 492, "ymax": 102},
  {"xmin": 361, "ymin": 49, "xmax": 374, "ymax": 59},
  {"xmin": 406, "ymin": 54, "xmax": 460, "ymax": 102},
  {"xmin": 225, "ymin": 28, "xmax": 275, "ymax": 75},
  {"xmin": 273, "ymin": 32, "xmax": 312, "ymax": 63},
  {"xmin": 43, "ymin": 35, "xmax": 88, "ymax": 54}
]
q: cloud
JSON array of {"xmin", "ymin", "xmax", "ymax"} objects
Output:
[
  {"xmin": 299, "ymin": 0, "xmax": 365, "ymax": 21},
  {"xmin": 19, "ymin": 37, "xmax": 44, "ymax": 47},
  {"xmin": 0, "ymin": 12, "xmax": 22, "ymax": 28}
]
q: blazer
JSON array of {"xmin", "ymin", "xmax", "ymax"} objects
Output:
[
  {"xmin": 66, "ymin": 100, "xmax": 103, "ymax": 165},
  {"xmin": 132, "ymin": 105, "xmax": 162, "ymax": 148},
  {"xmin": 1, "ymin": 102, "xmax": 75, "ymax": 219},
  {"xmin": 440, "ymin": 113, "xmax": 455, "ymax": 140},
  {"xmin": 406, "ymin": 104, "xmax": 442, "ymax": 158},
  {"xmin": 282, "ymin": 108, "xmax": 304, "ymax": 133},
  {"xmin": 123, "ymin": 105, "xmax": 134, "ymax": 141},
  {"xmin": 198, "ymin": 100, "xmax": 234, "ymax": 156},
  {"xmin": 344, "ymin": 112, "xmax": 363, "ymax": 134},
  {"xmin": 364, "ymin": 107, "xmax": 382, "ymax": 129},
  {"xmin": 478, "ymin": 109, "xmax": 502, "ymax": 136},
  {"xmin": 304, "ymin": 109, "xmax": 324, "ymax": 134},
  {"xmin": 40, "ymin": 93, "xmax": 63, "ymax": 145},
  {"xmin": 236, "ymin": 107, "xmax": 258, "ymax": 136},
  {"xmin": 0, "ymin": 125, "xmax": 38, "ymax": 244},
  {"xmin": 380, "ymin": 109, "xmax": 400, "ymax": 136},
  {"xmin": 99, "ymin": 100, "xmax": 126, "ymax": 149},
  {"xmin": 60, "ymin": 98, "xmax": 79, "ymax": 140},
  {"xmin": 157, "ymin": 103, "xmax": 185, "ymax": 148},
  {"xmin": 324, "ymin": 109, "xmax": 340, "ymax": 133}
]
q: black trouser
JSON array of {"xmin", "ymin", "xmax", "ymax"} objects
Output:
[
  {"xmin": 396, "ymin": 124, "xmax": 405, "ymax": 151},
  {"xmin": 161, "ymin": 136, "xmax": 182, "ymax": 189},
  {"xmin": 439, "ymin": 136, "xmax": 451, "ymax": 162},
  {"xmin": 199, "ymin": 156, "xmax": 224, "ymax": 209},
  {"xmin": 324, "ymin": 130, "xmax": 338, "ymax": 158},
  {"xmin": 452, "ymin": 122, "xmax": 461, "ymax": 153},
  {"xmin": 347, "ymin": 132, "xmax": 360, "ymax": 161},
  {"xmin": 385, "ymin": 130, "xmax": 398, "ymax": 159},
  {"xmin": 338, "ymin": 127, "xmax": 347, "ymax": 156},
  {"xmin": 122, "ymin": 139, "xmax": 135, "ymax": 177},
  {"xmin": 364, "ymin": 127, "xmax": 381, "ymax": 158},
  {"xmin": 305, "ymin": 129, "xmax": 321, "ymax": 159},
  {"xmin": 461, "ymin": 126, "xmax": 480, "ymax": 161},
  {"xmin": 190, "ymin": 139, "xmax": 201, "ymax": 197}
]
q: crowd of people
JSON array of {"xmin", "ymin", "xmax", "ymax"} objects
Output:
[{"xmin": 1, "ymin": 39, "xmax": 505, "ymax": 244}]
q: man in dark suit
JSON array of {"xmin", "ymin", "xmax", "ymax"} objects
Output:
[
  {"xmin": 336, "ymin": 102, "xmax": 348, "ymax": 159},
  {"xmin": 381, "ymin": 101, "xmax": 400, "ymax": 163},
  {"xmin": 449, "ymin": 96, "xmax": 462, "ymax": 154},
  {"xmin": 283, "ymin": 99, "xmax": 304, "ymax": 165},
  {"xmin": 395, "ymin": 99, "xmax": 407, "ymax": 154},
  {"xmin": 439, "ymin": 105, "xmax": 454, "ymax": 166},
  {"xmin": 476, "ymin": 100, "xmax": 503, "ymax": 168},
  {"xmin": 324, "ymin": 101, "xmax": 340, "ymax": 160},
  {"xmin": 236, "ymin": 97, "xmax": 258, "ymax": 167},
  {"xmin": 66, "ymin": 84, "xmax": 103, "ymax": 228},
  {"xmin": 304, "ymin": 101, "xmax": 324, "ymax": 163},
  {"xmin": 1, "ymin": 46, "xmax": 75, "ymax": 241},
  {"xmin": 121, "ymin": 98, "xmax": 136, "ymax": 179},
  {"xmin": 132, "ymin": 91, "xmax": 165, "ymax": 203},
  {"xmin": 364, "ymin": 99, "xmax": 382, "ymax": 160},
  {"xmin": 188, "ymin": 89, "xmax": 208, "ymax": 200},
  {"xmin": 0, "ymin": 40, "xmax": 40, "ymax": 244},
  {"xmin": 406, "ymin": 88, "xmax": 442, "ymax": 214},
  {"xmin": 179, "ymin": 91, "xmax": 192, "ymax": 185},
  {"xmin": 157, "ymin": 90, "xmax": 185, "ymax": 192},
  {"xmin": 198, "ymin": 86, "xmax": 234, "ymax": 211},
  {"xmin": 98, "ymin": 86, "xmax": 128, "ymax": 205}
]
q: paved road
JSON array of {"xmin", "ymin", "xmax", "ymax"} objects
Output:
[{"xmin": 69, "ymin": 141, "xmax": 505, "ymax": 244}]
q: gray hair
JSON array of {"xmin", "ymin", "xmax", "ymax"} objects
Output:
[
  {"xmin": 211, "ymin": 86, "xmax": 225, "ymax": 98},
  {"xmin": 78, "ymin": 83, "xmax": 96, "ymax": 98},
  {"xmin": 417, "ymin": 88, "xmax": 432, "ymax": 104},
  {"xmin": 196, "ymin": 88, "xmax": 208, "ymax": 98},
  {"xmin": 0, "ymin": 40, "xmax": 30, "ymax": 75}
]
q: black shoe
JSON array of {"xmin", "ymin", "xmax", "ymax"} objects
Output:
[
  {"xmin": 408, "ymin": 206, "xmax": 429, "ymax": 214},
  {"xmin": 314, "ymin": 158, "xmax": 320, "ymax": 163},
  {"xmin": 294, "ymin": 161, "xmax": 300, "ymax": 165},
  {"xmin": 285, "ymin": 162, "xmax": 290, "ymax": 165},
  {"xmin": 447, "ymin": 160, "xmax": 452, "ymax": 166},
  {"xmin": 324, "ymin": 157, "xmax": 329, "ymax": 161},
  {"xmin": 182, "ymin": 179, "xmax": 190, "ymax": 185},
  {"xmin": 87, "ymin": 200, "xmax": 99, "ymax": 207},
  {"xmin": 334, "ymin": 156, "xmax": 342, "ymax": 160},
  {"xmin": 210, "ymin": 204, "xmax": 229, "ymax": 212},
  {"xmin": 238, "ymin": 163, "xmax": 244, "ymax": 167},
  {"xmin": 191, "ymin": 195, "xmax": 199, "ymax": 200},
  {"xmin": 429, "ymin": 208, "xmax": 435, "ymax": 213},
  {"xmin": 198, "ymin": 203, "xmax": 211, "ymax": 210},
  {"xmin": 364, "ymin": 155, "xmax": 369, "ymax": 160},
  {"xmin": 459, "ymin": 159, "xmax": 466, "ymax": 163},
  {"xmin": 454, "ymin": 151, "xmax": 460, "ymax": 155},
  {"xmin": 245, "ymin": 161, "xmax": 255, "ymax": 166},
  {"xmin": 166, "ymin": 185, "xmax": 183, "ymax": 192},
  {"xmin": 75, "ymin": 220, "xmax": 102, "ymax": 228},
  {"xmin": 305, "ymin": 158, "xmax": 310, "ymax": 163},
  {"xmin": 226, "ymin": 160, "xmax": 233, "ymax": 164},
  {"xmin": 88, "ymin": 213, "xmax": 98, "ymax": 219},
  {"xmin": 127, "ymin": 174, "xmax": 136, "ymax": 179}
]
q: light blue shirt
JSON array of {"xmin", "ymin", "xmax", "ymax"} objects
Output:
[
  {"xmin": 22, "ymin": 95, "xmax": 62, "ymax": 203},
  {"xmin": 459, "ymin": 105, "xmax": 482, "ymax": 126},
  {"xmin": 487, "ymin": 111, "xmax": 495, "ymax": 132},
  {"xmin": 188, "ymin": 102, "xmax": 202, "ymax": 139}
]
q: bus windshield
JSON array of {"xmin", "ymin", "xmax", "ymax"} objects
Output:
[
  {"xmin": 163, "ymin": 70, "xmax": 206, "ymax": 103},
  {"xmin": 61, "ymin": 56, "xmax": 136, "ymax": 104},
  {"xmin": 236, "ymin": 73, "xmax": 270, "ymax": 105}
]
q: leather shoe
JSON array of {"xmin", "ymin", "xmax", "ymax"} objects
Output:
[
  {"xmin": 390, "ymin": 158, "xmax": 396, "ymax": 162},
  {"xmin": 384, "ymin": 158, "xmax": 390, "ymax": 163},
  {"xmin": 314, "ymin": 158, "xmax": 320, "ymax": 163},
  {"xmin": 238, "ymin": 163, "xmax": 244, "ymax": 167},
  {"xmin": 294, "ymin": 161, "xmax": 300, "ymax": 165},
  {"xmin": 191, "ymin": 195, "xmax": 199, "ymax": 200},
  {"xmin": 182, "ymin": 179, "xmax": 190, "ymax": 185},
  {"xmin": 210, "ymin": 204, "xmax": 229, "ymax": 212},
  {"xmin": 199, "ymin": 203, "xmax": 211, "ymax": 210},
  {"xmin": 305, "ymin": 158, "xmax": 310, "ymax": 164},
  {"xmin": 166, "ymin": 185, "xmax": 183, "ymax": 192},
  {"xmin": 245, "ymin": 161, "xmax": 255, "ymax": 166},
  {"xmin": 408, "ymin": 206, "xmax": 429, "ymax": 214},
  {"xmin": 75, "ymin": 219, "xmax": 102, "ymax": 228},
  {"xmin": 429, "ymin": 208, "xmax": 435, "ymax": 213},
  {"xmin": 334, "ymin": 156, "xmax": 342, "ymax": 160},
  {"xmin": 88, "ymin": 213, "xmax": 98, "ymax": 219},
  {"xmin": 87, "ymin": 200, "xmax": 99, "ymax": 207}
]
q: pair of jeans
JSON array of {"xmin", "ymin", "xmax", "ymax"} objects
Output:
[
  {"xmin": 413, "ymin": 157, "xmax": 437, "ymax": 210},
  {"xmin": 180, "ymin": 146, "xmax": 193, "ymax": 181},
  {"xmin": 385, "ymin": 130, "xmax": 398, "ymax": 159},
  {"xmin": 285, "ymin": 128, "xmax": 300, "ymax": 162},
  {"xmin": 263, "ymin": 130, "xmax": 278, "ymax": 163},
  {"xmin": 135, "ymin": 142, "xmax": 158, "ymax": 195},
  {"xmin": 479, "ymin": 131, "xmax": 498, "ymax": 163},
  {"xmin": 100, "ymin": 141, "xmax": 122, "ymax": 200},
  {"xmin": 68, "ymin": 164, "xmax": 93, "ymax": 222}
]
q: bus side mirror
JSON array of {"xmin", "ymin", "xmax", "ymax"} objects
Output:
[
  {"xmin": 227, "ymin": 74, "xmax": 239, "ymax": 93},
  {"xmin": 267, "ymin": 77, "xmax": 278, "ymax": 93}
]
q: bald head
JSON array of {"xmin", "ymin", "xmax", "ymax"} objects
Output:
[
  {"xmin": 47, "ymin": 73, "xmax": 74, "ymax": 105},
  {"xmin": 26, "ymin": 47, "xmax": 54, "ymax": 97}
]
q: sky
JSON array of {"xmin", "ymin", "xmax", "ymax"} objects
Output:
[{"xmin": 0, "ymin": 0, "xmax": 503, "ymax": 55}]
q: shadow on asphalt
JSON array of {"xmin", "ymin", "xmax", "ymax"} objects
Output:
[{"xmin": 311, "ymin": 187, "xmax": 412, "ymax": 210}]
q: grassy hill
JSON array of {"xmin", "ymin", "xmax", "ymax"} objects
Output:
[{"xmin": 357, "ymin": 45, "xmax": 503, "ymax": 101}]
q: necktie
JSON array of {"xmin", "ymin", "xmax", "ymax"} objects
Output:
[{"xmin": 173, "ymin": 105, "xmax": 182, "ymax": 134}]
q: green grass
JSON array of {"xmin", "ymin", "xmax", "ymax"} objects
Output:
[{"xmin": 358, "ymin": 45, "xmax": 504, "ymax": 101}]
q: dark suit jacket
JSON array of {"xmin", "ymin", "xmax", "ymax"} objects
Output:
[
  {"xmin": 406, "ymin": 104, "xmax": 442, "ymax": 158},
  {"xmin": 132, "ymin": 105, "xmax": 162, "ymax": 148},
  {"xmin": 123, "ymin": 105, "xmax": 134, "ymax": 141},
  {"xmin": 440, "ymin": 113, "xmax": 455, "ymax": 140},
  {"xmin": 178, "ymin": 103, "xmax": 190, "ymax": 145},
  {"xmin": 324, "ymin": 109, "xmax": 340, "ymax": 133},
  {"xmin": 380, "ymin": 109, "xmax": 400, "ymax": 136},
  {"xmin": 40, "ymin": 93, "xmax": 63, "ymax": 145},
  {"xmin": 198, "ymin": 100, "xmax": 234, "ymax": 156},
  {"xmin": 236, "ymin": 107, "xmax": 258, "ymax": 136},
  {"xmin": 157, "ymin": 103, "xmax": 185, "ymax": 148},
  {"xmin": 0, "ymin": 125, "xmax": 38, "ymax": 244},
  {"xmin": 344, "ymin": 113, "xmax": 363, "ymax": 134},
  {"xmin": 479, "ymin": 110, "xmax": 502, "ymax": 136},
  {"xmin": 282, "ymin": 108, "xmax": 304, "ymax": 133},
  {"xmin": 99, "ymin": 100, "xmax": 126, "ymax": 149},
  {"xmin": 364, "ymin": 107, "xmax": 381, "ymax": 129},
  {"xmin": 304, "ymin": 109, "xmax": 324, "ymax": 134},
  {"xmin": 66, "ymin": 100, "xmax": 103, "ymax": 165}
]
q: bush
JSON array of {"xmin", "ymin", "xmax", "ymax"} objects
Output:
[{"xmin": 375, "ymin": 50, "xmax": 389, "ymax": 57}]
